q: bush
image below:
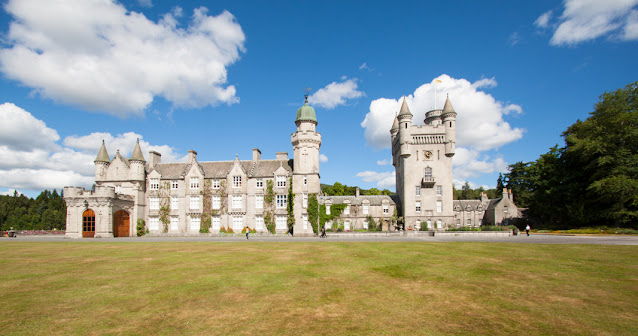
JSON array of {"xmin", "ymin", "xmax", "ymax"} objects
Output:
[{"xmin": 136, "ymin": 219, "xmax": 147, "ymax": 236}]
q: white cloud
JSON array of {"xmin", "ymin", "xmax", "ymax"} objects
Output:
[
  {"xmin": 138, "ymin": 0, "xmax": 153, "ymax": 7},
  {"xmin": 356, "ymin": 171, "xmax": 395, "ymax": 189},
  {"xmin": 534, "ymin": 10, "xmax": 553, "ymax": 28},
  {"xmin": 308, "ymin": 78, "xmax": 365, "ymax": 109},
  {"xmin": 452, "ymin": 148, "xmax": 509, "ymax": 185},
  {"xmin": 319, "ymin": 154, "xmax": 328, "ymax": 163},
  {"xmin": 376, "ymin": 159, "xmax": 390, "ymax": 166},
  {"xmin": 0, "ymin": 189, "xmax": 23, "ymax": 196},
  {"xmin": 540, "ymin": 0, "xmax": 638, "ymax": 45},
  {"xmin": 0, "ymin": 0, "xmax": 246, "ymax": 117},
  {"xmin": 361, "ymin": 74, "xmax": 524, "ymax": 151},
  {"xmin": 0, "ymin": 103, "xmax": 186, "ymax": 192},
  {"xmin": 359, "ymin": 62, "xmax": 373, "ymax": 71},
  {"xmin": 508, "ymin": 32, "xmax": 521, "ymax": 46}
]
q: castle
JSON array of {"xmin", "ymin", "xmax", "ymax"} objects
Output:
[{"xmin": 64, "ymin": 95, "xmax": 518, "ymax": 238}]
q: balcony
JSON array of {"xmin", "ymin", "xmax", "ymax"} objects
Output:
[{"xmin": 421, "ymin": 177, "xmax": 435, "ymax": 188}]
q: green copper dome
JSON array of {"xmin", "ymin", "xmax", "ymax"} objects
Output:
[{"xmin": 296, "ymin": 101, "xmax": 317, "ymax": 123}]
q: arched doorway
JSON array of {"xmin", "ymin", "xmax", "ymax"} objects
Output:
[
  {"xmin": 113, "ymin": 210, "xmax": 130, "ymax": 237},
  {"xmin": 82, "ymin": 209, "xmax": 95, "ymax": 238}
]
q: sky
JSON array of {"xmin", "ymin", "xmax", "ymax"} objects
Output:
[{"xmin": 1, "ymin": 0, "xmax": 637, "ymax": 198}]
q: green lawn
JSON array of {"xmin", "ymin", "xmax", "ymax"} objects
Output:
[{"xmin": 0, "ymin": 242, "xmax": 636, "ymax": 335}]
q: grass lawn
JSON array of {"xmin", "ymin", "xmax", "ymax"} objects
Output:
[{"xmin": 0, "ymin": 242, "xmax": 636, "ymax": 335}]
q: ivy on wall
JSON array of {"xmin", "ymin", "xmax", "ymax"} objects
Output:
[
  {"xmin": 308, "ymin": 194, "xmax": 319, "ymax": 234},
  {"xmin": 287, "ymin": 177, "xmax": 294, "ymax": 233},
  {"xmin": 158, "ymin": 181, "xmax": 171, "ymax": 233},
  {"xmin": 264, "ymin": 179, "xmax": 275, "ymax": 233},
  {"xmin": 199, "ymin": 179, "xmax": 227, "ymax": 233}
]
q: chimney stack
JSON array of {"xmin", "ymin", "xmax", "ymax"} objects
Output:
[
  {"xmin": 276, "ymin": 152, "xmax": 288, "ymax": 161},
  {"xmin": 252, "ymin": 148, "xmax": 261, "ymax": 161},
  {"xmin": 149, "ymin": 151, "xmax": 161, "ymax": 167},
  {"xmin": 356, "ymin": 187, "xmax": 360, "ymax": 197},
  {"xmin": 187, "ymin": 150, "xmax": 198, "ymax": 164}
]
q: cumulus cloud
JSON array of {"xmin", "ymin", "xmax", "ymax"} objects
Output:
[
  {"xmin": 361, "ymin": 74, "xmax": 524, "ymax": 151},
  {"xmin": 356, "ymin": 171, "xmax": 395, "ymax": 189},
  {"xmin": 376, "ymin": 159, "xmax": 390, "ymax": 166},
  {"xmin": 452, "ymin": 148, "xmax": 509, "ymax": 186},
  {"xmin": 319, "ymin": 154, "xmax": 328, "ymax": 163},
  {"xmin": 0, "ymin": 103, "xmax": 185, "ymax": 192},
  {"xmin": 308, "ymin": 78, "xmax": 365, "ymax": 109},
  {"xmin": 0, "ymin": 0, "xmax": 246, "ymax": 117},
  {"xmin": 537, "ymin": 0, "xmax": 638, "ymax": 45}
]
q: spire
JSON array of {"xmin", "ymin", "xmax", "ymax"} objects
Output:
[
  {"xmin": 95, "ymin": 140, "xmax": 110, "ymax": 163},
  {"xmin": 391, "ymin": 113, "xmax": 399, "ymax": 131},
  {"xmin": 442, "ymin": 94, "xmax": 455, "ymax": 114},
  {"xmin": 130, "ymin": 138, "xmax": 146, "ymax": 162},
  {"xmin": 398, "ymin": 97, "xmax": 412, "ymax": 117}
]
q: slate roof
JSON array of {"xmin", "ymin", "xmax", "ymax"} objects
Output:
[
  {"xmin": 319, "ymin": 195, "xmax": 395, "ymax": 206},
  {"xmin": 150, "ymin": 159, "xmax": 293, "ymax": 179},
  {"xmin": 454, "ymin": 199, "xmax": 487, "ymax": 211}
]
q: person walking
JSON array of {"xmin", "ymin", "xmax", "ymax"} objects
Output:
[
  {"xmin": 321, "ymin": 226, "xmax": 326, "ymax": 238},
  {"xmin": 525, "ymin": 224, "xmax": 531, "ymax": 236},
  {"xmin": 246, "ymin": 227, "xmax": 250, "ymax": 240}
]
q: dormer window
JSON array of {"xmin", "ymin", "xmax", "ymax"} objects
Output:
[
  {"xmin": 276, "ymin": 175, "xmax": 286, "ymax": 187},
  {"xmin": 150, "ymin": 178, "xmax": 159, "ymax": 190},
  {"xmin": 212, "ymin": 179, "xmax": 220, "ymax": 189},
  {"xmin": 190, "ymin": 177, "xmax": 199, "ymax": 189},
  {"xmin": 233, "ymin": 176, "xmax": 242, "ymax": 188}
]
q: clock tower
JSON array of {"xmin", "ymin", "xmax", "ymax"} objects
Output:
[{"xmin": 391, "ymin": 96, "xmax": 456, "ymax": 230}]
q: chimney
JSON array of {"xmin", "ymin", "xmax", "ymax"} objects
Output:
[
  {"xmin": 356, "ymin": 187, "xmax": 360, "ymax": 197},
  {"xmin": 187, "ymin": 150, "xmax": 198, "ymax": 164},
  {"xmin": 276, "ymin": 152, "xmax": 288, "ymax": 160},
  {"xmin": 480, "ymin": 192, "xmax": 488, "ymax": 203},
  {"xmin": 252, "ymin": 148, "xmax": 261, "ymax": 161},
  {"xmin": 149, "ymin": 151, "xmax": 161, "ymax": 167},
  {"xmin": 502, "ymin": 188, "xmax": 508, "ymax": 199},
  {"xmin": 508, "ymin": 189, "xmax": 514, "ymax": 203}
]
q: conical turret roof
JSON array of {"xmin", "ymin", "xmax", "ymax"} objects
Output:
[
  {"xmin": 391, "ymin": 114, "xmax": 399, "ymax": 131},
  {"xmin": 130, "ymin": 138, "xmax": 145, "ymax": 162},
  {"xmin": 442, "ymin": 95, "xmax": 455, "ymax": 114},
  {"xmin": 95, "ymin": 140, "xmax": 110, "ymax": 163},
  {"xmin": 398, "ymin": 97, "xmax": 412, "ymax": 117}
]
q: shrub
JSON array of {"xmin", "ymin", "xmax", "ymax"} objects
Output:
[{"xmin": 136, "ymin": 219, "xmax": 147, "ymax": 236}]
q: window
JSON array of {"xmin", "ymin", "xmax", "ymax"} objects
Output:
[
  {"xmin": 212, "ymin": 216, "xmax": 220, "ymax": 230},
  {"xmin": 303, "ymin": 194, "xmax": 308, "ymax": 208},
  {"xmin": 276, "ymin": 216, "xmax": 287, "ymax": 230},
  {"xmin": 383, "ymin": 204, "xmax": 389, "ymax": 214},
  {"xmin": 115, "ymin": 185, "xmax": 121, "ymax": 193},
  {"xmin": 416, "ymin": 201, "xmax": 421, "ymax": 213},
  {"xmin": 424, "ymin": 167, "xmax": 432, "ymax": 178},
  {"xmin": 303, "ymin": 215, "xmax": 308, "ymax": 230},
  {"xmin": 504, "ymin": 206, "xmax": 509, "ymax": 213},
  {"xmin": 326, "ymin": 220, "xmax": 332, "ymax": 229},
  {"xmin": 326, "ymin": 205, "xmax": 331, "ymax": 215},
  {"xmin": 256, "ymin": 178, "xmax": 263, "ymax": 188},
  {"xmin": 212, "ymin": 195, "xmax": 221, "ymax": 210},
  {"xmin": 149, "ymin": 217, "xmax": 159, "ymax": 230},
  {"xmin": 436, "ymin": 219, "xmax": 442, "ymax": 228},
  {"xmin": 363, "ymin": 220, "xmax": 369, "ymax": 230},
  {"xmin": 190, "ymin": 177, "xmax": 199, "ymax": 189},
  {"xmin": 436, "ymin": 185, "xmax": 442, "ymax": 196},
  {"xmin": 171, "ymin": 197, "xmax": 178, "ymax": 210},
  {"xmin": 467, "ymin": 219, "xmax": 472, "ymax": 226},
  {"xmin": 415, "ymin": 186, "xmax": 420, "ymax": 196},
  {"xmin": 436, "ymin": 200, "xmax": 442, "ymax": 213},
  {"xmin": 303, "ymin": 176, "xmax": 307, "ymax": 185},
  {"xmin": 232, "ymin": 195, "xmax": 242, "ymax": 209},
  {"xmin": 255, "ymin": 215, "xmax": 264, "ymax": 230},
  {"xmin": 171, "ymin": 180, "xmax": 179, "ymax": 189},
  {"xmin": 426, "ymin": 220, "xmax": 431, "ymax": 229},
  {"xmin": 276, "ymin": 195, "xmax": 287, "ymax": 208},
  {"xmin": 170, "ymin": 217, "xmax": 179, "ymax": 231},
  {"xmin": 344, "ymin": 204, "xmax": 350, "ymax": 215},
  {"xmin": 233, "ymin": 176, "xmax": 242, "ymax": 188},
  {"xmin": 255, "ymin": 195, "xmax": 263, "ymax": 209},
  {"xmin": 344, "ymin": 220, "xmax": 351, "ymax": 231},
  {"xmin": 191, "ymin": 217, "xmax": 200, "ymax": 231},
  {"xmin": 363, "ymin": 204, "xmax": 369, "ymax": 215},
  {"xmin": 150, "ymin": 178, "xmax": 159, "ymax": 190},
  {"xmin": 276, "ymin": 175, "xmax": 286, "ymax": 187},
  {"xmin": 233, "ymin": 216, "xmax": 243, "ymax": 231},
  {"xmin": 212, "ymin": 179, "xmax": 220, "ymax": 189},
  {"xmin": 190, "ymin": 196, "xmax": 199, "ymax": 210},
  {"xmin": 150, "ymin": 197, "xmax": 159, "ymax": 210}
]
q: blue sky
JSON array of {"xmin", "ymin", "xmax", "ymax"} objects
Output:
[{"xmin": 1, "ymin": 0, "xmax": 637, "ymax": 198}]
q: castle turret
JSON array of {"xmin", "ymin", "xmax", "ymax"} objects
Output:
[
  {"xmin": 94, "ymin": 140, "xmax": 110, "ymax": 182},
  {"xmin": 441, "ymin": 95, "xmax": 457, "ymax": 157},
  {"xmin": 390, "ymin": 113, "xmax": 399, "ymax": 141},
  {"xmin": 129, "ymin": 138, "xmax": 146, "ymax": 181},
  {"xmin": 397, "ymin": 98, "xmax": 412, "ymax": 158},
  {"xmin": 291, "ymin": 93, "xmax": 322, "ymax": 236}
]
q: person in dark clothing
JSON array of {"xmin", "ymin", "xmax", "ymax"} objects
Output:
[
  {"xmin": 320, "ymin": 226, "xmax": 326, "ymax": 238},
  {"xmin": 246, "ymin": 227, "xmax": 250, "ymax": 239}
]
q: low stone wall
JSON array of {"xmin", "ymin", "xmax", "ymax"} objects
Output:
[{"xmin": 435, "ymin": 230, "xmax": 513, "ymax": 237}]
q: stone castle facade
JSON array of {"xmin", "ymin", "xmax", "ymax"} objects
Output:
[{"xmin": 64, "ymin": 95, "xmax": 518, "ymax": 238}]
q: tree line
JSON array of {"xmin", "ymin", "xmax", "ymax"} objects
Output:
[
  {"xmin": 504, "ymin": 82, "xmax": 637, "ymax": 229},
  {"xmin": 321, "ymin": 182, "xmax": 394, "ymax": 196},
  {"xmin": 0, "ymin": 190, "xmax": 66, "ymax": 230}
]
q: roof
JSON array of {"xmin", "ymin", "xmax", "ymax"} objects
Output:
[
  {"xmin": 95, "ymin": 141, "xmax": 110, "ymax": 163},
  {"xmin": 319, "ymin": 195, "xmax": 395, "ymax": 206},
  {"xmin": 150, "ymin": 159, "xmax": 293, "ymax": 179},
  {"xmin": 295, "ymin": 98, "xmax": 317, "ymax": 123},
  {"xmin": 442, "ymin": 95, "xmax": 456, "ymax": 114},
  {"xmin": 129, "ymin": 140, "xmax": 146, "ymax": 162},
  {"xmin": 454, "ymin": 199, "xmax": 485, "ymax": 210},
  {"xmin": 398, "ymin": 97, "xmax": 412, "ymax": 117},
  {"xmin": 391, "ymin": 114, "xmax": 399, "ymax": 131}
]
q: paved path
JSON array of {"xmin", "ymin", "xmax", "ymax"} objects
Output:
[{"xmin": 1, "ymin": 234, "xmax": 637, "ymax": 245}]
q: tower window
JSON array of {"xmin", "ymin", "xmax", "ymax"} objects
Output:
[{"xmin": 425, "ymin": 167, "xmax": 432, "ymax": 178}]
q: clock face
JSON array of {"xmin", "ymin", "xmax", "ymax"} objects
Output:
[{"xmin": 424, "ymin": 151, "xmax": 433, "ymax": 159}]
